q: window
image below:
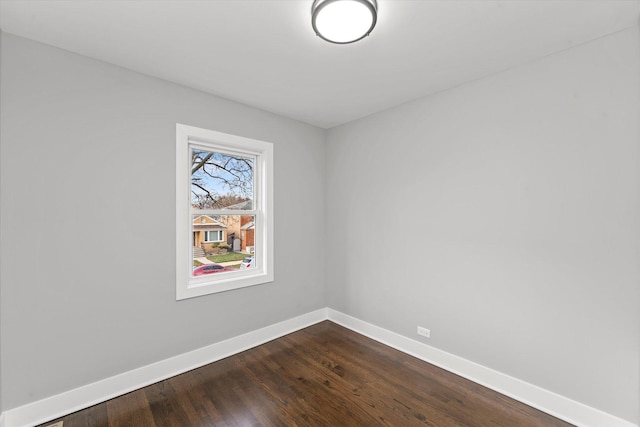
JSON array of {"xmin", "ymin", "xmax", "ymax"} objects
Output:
[
  {"xmin": 176, "ymin": 124, "xmax": 274, "ymax": 300},
  {"xmin": 203, "ymin": 230, "xmax": 223, "ymax": 243}
]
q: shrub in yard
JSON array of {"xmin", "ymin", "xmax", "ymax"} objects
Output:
[{"xmin": 203, "ymin": 243, "xmax": 220, "ymax": 254}]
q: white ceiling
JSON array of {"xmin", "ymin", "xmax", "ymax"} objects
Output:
[{"xmin": 1, "ymin": 0, "xmax": 639, "ymax": 128}]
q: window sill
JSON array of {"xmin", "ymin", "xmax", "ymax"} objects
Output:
[{"xmin": 177, "ymin": 269, "xmax": 274, "ymax": 300}]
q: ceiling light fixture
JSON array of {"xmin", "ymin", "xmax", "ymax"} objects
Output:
[{"xmin": 311, "ymin": 0, "xmax": 377, "ymax": 44}]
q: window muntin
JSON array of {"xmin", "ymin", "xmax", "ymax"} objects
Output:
[{"xmin": 177, "ymin": 124, "xmax": 273, "ymax": 300}]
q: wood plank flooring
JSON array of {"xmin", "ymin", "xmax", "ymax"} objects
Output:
[{"xmin": 39, "ymin": 321, "xmax": 573, "ymax": 427}]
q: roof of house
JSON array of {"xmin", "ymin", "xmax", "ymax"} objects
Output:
[
  {"xmin": 221, "ymin": 200, "xmax": 253, "ymax": 210},
  {"xmin": 192, "ymin": 215, "xmax": 227, "ymax": 229}
]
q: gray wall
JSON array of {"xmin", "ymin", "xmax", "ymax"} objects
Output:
[
  {"xmin": 0, "ymin": 28, "xmax": 4, "ymax": 418},
  {"xmin": 326, "ymin": 27, "xmax": 639, "ymax": 423},
  {"xmin": 0, "ymin": 33, "xmax": 326, "ymax": 409}
]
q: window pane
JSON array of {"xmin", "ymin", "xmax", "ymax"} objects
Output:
[
  {"xmin": 192, "ymin": 214, "xmax": 256, "ymax": 274},
  {"xmin": 191, "ymin": 148, "xmax": 254, "ymax": 210}
]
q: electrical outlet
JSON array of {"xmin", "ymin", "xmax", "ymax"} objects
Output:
[{"xmin": 417, "ymin": 326, "xmax": 430, "ymax": 338}]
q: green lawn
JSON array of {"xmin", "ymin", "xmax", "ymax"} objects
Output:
[{"xmin": 207, "ymin": 252, "xmax": 250, "ymax": 263}]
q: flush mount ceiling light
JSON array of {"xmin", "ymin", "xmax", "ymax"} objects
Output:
[{"xmin": 312, "ymin": 0, "xmax": 378, "ymax": 44}]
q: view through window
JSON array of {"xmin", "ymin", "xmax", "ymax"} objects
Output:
[{"xmin": 191, "ymin": 148, "xmax": 256, "ymax": 275}]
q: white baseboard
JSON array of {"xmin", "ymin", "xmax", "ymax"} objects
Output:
[
  {"xmin": 326, "ymin": 308, "xmax": 637, "ymax": 427},
  {"xmin": 1, "ymin": 307, "xmax": 635, "ymax": 427},
  {"xmin": 1, "ymin": 308, "xmax": 328, "ymax": 427}
]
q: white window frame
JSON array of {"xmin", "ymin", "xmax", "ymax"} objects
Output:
[
  {"xmin": 203, "ymin": 230, "xmax": 224, "ymax": 243},
  {"xmin": 176, "ymin": 124, "xmax": 274, "ymax": 300}
]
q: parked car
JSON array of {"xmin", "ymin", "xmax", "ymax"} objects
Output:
[
  {"xmin": 193, "ymin": 264, "xmax": 235, "ymax": 276},
  {"xmin": 240, "ymin": 256, "xmax": 254, "ymax": 269}
]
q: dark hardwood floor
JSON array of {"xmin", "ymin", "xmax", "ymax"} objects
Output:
[{"xmin": 40, "ymin": 321, "xmax": 573, "ymax": 427}]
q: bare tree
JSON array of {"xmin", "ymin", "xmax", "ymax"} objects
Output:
[{"xmin": 191, "ymin": 150, "xmax": 253, "ymax": 208}]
